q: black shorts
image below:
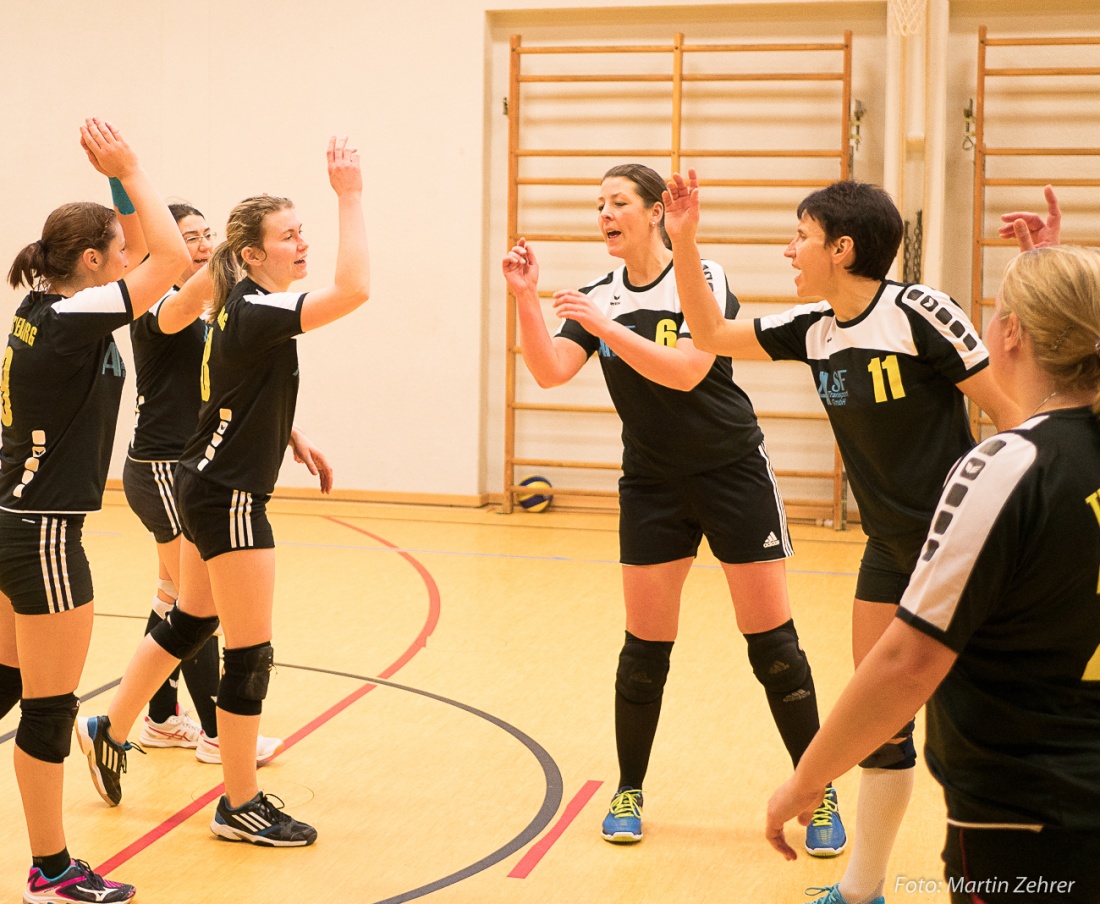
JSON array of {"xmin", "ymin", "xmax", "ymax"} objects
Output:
[
  {"xmin": 174, "ymin": 466, "xmax": 274, "ymax": 562},
  {"xmin": 855, "ymin": 530, "xmax": 927, "ymax": 604},
  {"xmin": 618, "ymin": 442, "xmax": 792, "ymax": 566},
  {"xmin": 943, "ymin": 824, "xmax": 1100, "ymax": 904},
  {"xmin": 123, "ymin": 457, "xmax": 183, "ymax": 544},
  {"xmin": 0, "ymin": 511, "xmax": 94, "ymax": 615}
]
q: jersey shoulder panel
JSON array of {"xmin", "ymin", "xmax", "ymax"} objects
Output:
[
  {"xmin": 894, "ymin": 282, "xmax": 988, "ymax": 376},
  {"xmin": 754, "ymin": 300, "xmax": 833, "ymax": 361},
  {"xmin": 900, "ymin": 430, "xmax": 1038, "ymax": 639}
]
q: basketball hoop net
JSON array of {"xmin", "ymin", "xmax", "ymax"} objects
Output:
[{"xmin": 889, "ymin": 0, "xmax": 926, "ymax": 37}]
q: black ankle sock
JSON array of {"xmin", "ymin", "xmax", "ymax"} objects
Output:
[
  {"xmin": 0, "ymin": 663, "xmax": 21, "ymax": 719},
  {"xmin": 32, "ymin": 849, "xmax": 70, "ymax": 880}
]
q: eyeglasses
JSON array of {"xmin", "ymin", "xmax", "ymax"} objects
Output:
[{"xmin": 183, "ymin": 231, "xmax": 217, "ymax": 247}]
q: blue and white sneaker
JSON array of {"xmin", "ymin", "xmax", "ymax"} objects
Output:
[
  {"xmin": 211, "ymin": 791, "xmax": 317, "ymax": 847},
  {"xmin": 805, "ymin": 885, "xmax": 885, "ymax": 904},
  {"xmin": 601, "ymin": 787, "xmax": 643, "ymax": 843},
  {"xmin": 804, "ymin": 783, "xmax": 846, "ymax": 857}
]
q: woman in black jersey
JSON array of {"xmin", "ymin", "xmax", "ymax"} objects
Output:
[
  {"xmin": 766, "ymin": 243, "xmax": 1100, "ymax": 904},
  {"xmin": 502, "ymin": 163, "xmax": 840, "ymax": 852},
  {"xmin": 668, "ymin": 171, "xmax": 1019, "ymax": 904},
  {"xmin": 78, "ymin": 135, "xmax": 368, "ymax": 848},
  {"xmin": 0, "ymin": 119, "xmax": 188, "ymax": 904},
  {"xmin": 123, "ymin": 203, "xmax": 284, "ymax": 765}
]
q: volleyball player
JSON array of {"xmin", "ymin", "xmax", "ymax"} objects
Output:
[
  {"xmin": 766, "ymin": 243, "xmax": 1100, "ymax": 904},
  {"xmin": 502, "ymin": 163, "xmax": 842, "ymax": 853},
  {"xmin": 1, "ymin": 118, "xmax": 188, "ymax": 903},
  {"xmin": 665, "ymin": 170, "xmax": 1019, "ymax": 904},
  {"xmin": 123, "ymin": 203, "xmax": 282, "ymax": 765},
  {"xmin": 77, "ymin": 135, "xmax": 366, "ymax": 848}
]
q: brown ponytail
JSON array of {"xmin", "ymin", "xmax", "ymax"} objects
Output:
[{"xmin": 7, "ymin": 202, "xmax": 117, "ymax": 291}]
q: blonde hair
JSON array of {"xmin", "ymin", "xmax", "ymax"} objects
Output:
[
  {"xmin": 999, "ymin": 245, "xmax": 1100, "ymax": 418},
  {"xmin": 209, "ymin": 195, "xmax": 294, "ymax": 316}
]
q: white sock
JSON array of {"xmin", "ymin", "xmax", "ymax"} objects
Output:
[{"xmin": 838, "ymin": 767, "xmax": 915, "ymax": 904}]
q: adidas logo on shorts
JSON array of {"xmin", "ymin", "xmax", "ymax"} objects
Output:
[{"xmin": 763, "ymin": 531, "xmax": 780, "ymax": 549}]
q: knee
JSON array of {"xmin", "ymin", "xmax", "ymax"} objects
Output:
[
  {"xmin": 15, "ymin": 693, "xmax": 79, "ymax": 763},
  {"xmin": 859, "ymin": 718, "xmax": 916, "ymax": 770},
  {"xmin": 218, "ymin": 642, "xmax": 274, "ymax": 716},
  {"xmin": 744, "ymin": 619, "xmax": 811, "ymax": 698},
  {"xmin": 150, "ymin": 605, "xmax": 220, "ymax": 661},
  {"xmin": 615, "ymin": 632, "xmax": 673, "ymax": 705}
]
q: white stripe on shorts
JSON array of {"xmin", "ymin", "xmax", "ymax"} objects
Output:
[
  {"xmin": 151, "ymin": 461, "xmax": 181, "ymax": 535},
  {"xmin": 229, "ymin": 490, "xmax": 254, "ymax": 550},
  {"xmin": 38, "ymin": 516, "xmax": 74, "ymax": 614},
  {"xmin": 756, "ymin": 441, "xmax": 794, "ymax": 557}
]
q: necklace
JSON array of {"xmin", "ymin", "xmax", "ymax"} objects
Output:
[{"xmin": 1027, "ymin": 389, "xmax": 1061, "ymax": 420}]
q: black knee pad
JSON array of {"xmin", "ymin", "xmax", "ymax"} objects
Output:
[
  {"xmin": 15, "ymin": 693, "xmax": 78, "ymax": 764},
  {"xmin": 218, "ymin": 642, "xmax": 274, "ymax": 716},
  {"xmin": 745, "ymin": 619, "xmax": 811, "ymax": 700},
  {"xmin": 859, "ymin": 718, "xmax": 917, "ymax": 770},
  {"xmin": 615, "ymin": 632, "xmax": 673, "ymax": 706},
  {"xmin": 150, "ymin": 605, "xmax": 220, "ymax": 661},
  {"xmin": 0, "ymin": 663, "xmax": 21, "ymax": 719}
]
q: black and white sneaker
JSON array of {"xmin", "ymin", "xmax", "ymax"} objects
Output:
[
  {"xmin": 211, "ymin": 792, "xmax": 317, "ymax": 847},
  {"xmin": 75, "ymin": 715, "xmax": 143, "ymax": 807}
]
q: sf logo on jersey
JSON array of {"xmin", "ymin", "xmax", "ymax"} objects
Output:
[{"xmin": 817, "ymin": 369, "xmax": 848, "ymax": 406}]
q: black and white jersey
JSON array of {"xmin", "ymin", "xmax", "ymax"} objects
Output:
[
  {"xmin": 557, "ymin": 260, "xmax": 763, "ymax": 478},
  {"xmin": 755, "ymin": 281, "xmax": 987, "ymax": 539},
  {"xmin": 179, "ymin": 277, "xmax": 303, "ymax": 495},
  {"xmin": 897, "ymin": 409, "xmax": 1100, "ymax": 830},
  {"xmin": 128, "ymin": 288, "xmax": 205, "ymax": 461},
  {"xmin": 0, "ymin": 283, "xmax": 133, "ymax": 513}
]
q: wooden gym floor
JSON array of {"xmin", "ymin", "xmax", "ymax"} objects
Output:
[{"xmin": 0, "ymin": 496, "xmax": 952, "ymax": 903}]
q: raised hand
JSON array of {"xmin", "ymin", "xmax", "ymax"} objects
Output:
[
  {"xmin": 79, "ymin": 118, "xmax": 139, "ymax": 180},
  {"xmin": 998, "ymin": 184, "xmax": 1061, "ymax": 251},
  {"xmin": 80, "ymin": 135, "xmax": 109, "ymax": 177},
  {"xmin": 327, "ymin": 135, "xmax": 363, "ymax": 196},
  {"xmin": 502, "ymin": 238, "xmax": 540, "ymax": 296},
  {"xmin": 663, "ymin": 168, "xmax": 701, "ymax": 243}
]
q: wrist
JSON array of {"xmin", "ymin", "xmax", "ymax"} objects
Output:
[{"xmin": 109, "ymin": 177, "xmax": 135, "ymax": 215}]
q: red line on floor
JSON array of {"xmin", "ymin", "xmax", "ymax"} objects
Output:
[
  {"xmin": 96, "ymin": 518, "xmax": 441, "ymax": 877},
  {"xmin": 507, "ymin": 779, "xmax": 604, "ymax": 879}
]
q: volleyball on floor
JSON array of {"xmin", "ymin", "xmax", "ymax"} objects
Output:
[{"xmin": 517, "ymin": 475, "xmax": 553, "ymax": 512}]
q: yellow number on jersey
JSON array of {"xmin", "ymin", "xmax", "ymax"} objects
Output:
[
  {"xmin": 1084, "ymin": 637, "xmax": 1100, "ymax": 682},
  {"xmin": 1086, "ymin": 490, "xmax": 1100, "ymax": 527},
  {"xmin": 1, "ymin": 346, "xmax": 13, "ymax": 427},
  {"xmin": 655, "ymin": 319, "xmax": 678, "ymax": 348},
  {"xmin": 867, "ymin": 355, "xmax": 906, "ymax": 403},
  {"xmin": 1081, "ymin": 493, "xmax": 1100, "ymax": 681},
  {"xmin": 199, "ymin": 330, "xmax": 213, "ymax": 402}
]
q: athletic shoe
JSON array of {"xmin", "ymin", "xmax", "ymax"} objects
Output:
[
  {"xmin": 74, "ymin": 716, "xmax": 144, "ymax": 807},
  {"xmin": 195, "ymin": 731, "xmax": 284, "ymax": 765},
  {"xmin": 804, "ymin": 885, "xmax": 885, "ymax": 904},
  {"xmin": 210, "ymin": 791, "xmax": 317, "ymax": 846},
  {"xmin": 138, "ymin": 709, "xmax": 201, "ymax": 748},
  {"xmin": 804, "ymin": 783, "xmax": 847, "ymax": 857},
  {"xmin": 24, "ymin": 858, "xmax": 135, "ymax": 903},
  {"xmin": 600, "ymin": 787, "xmax": 643, "ymax": 843}
]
